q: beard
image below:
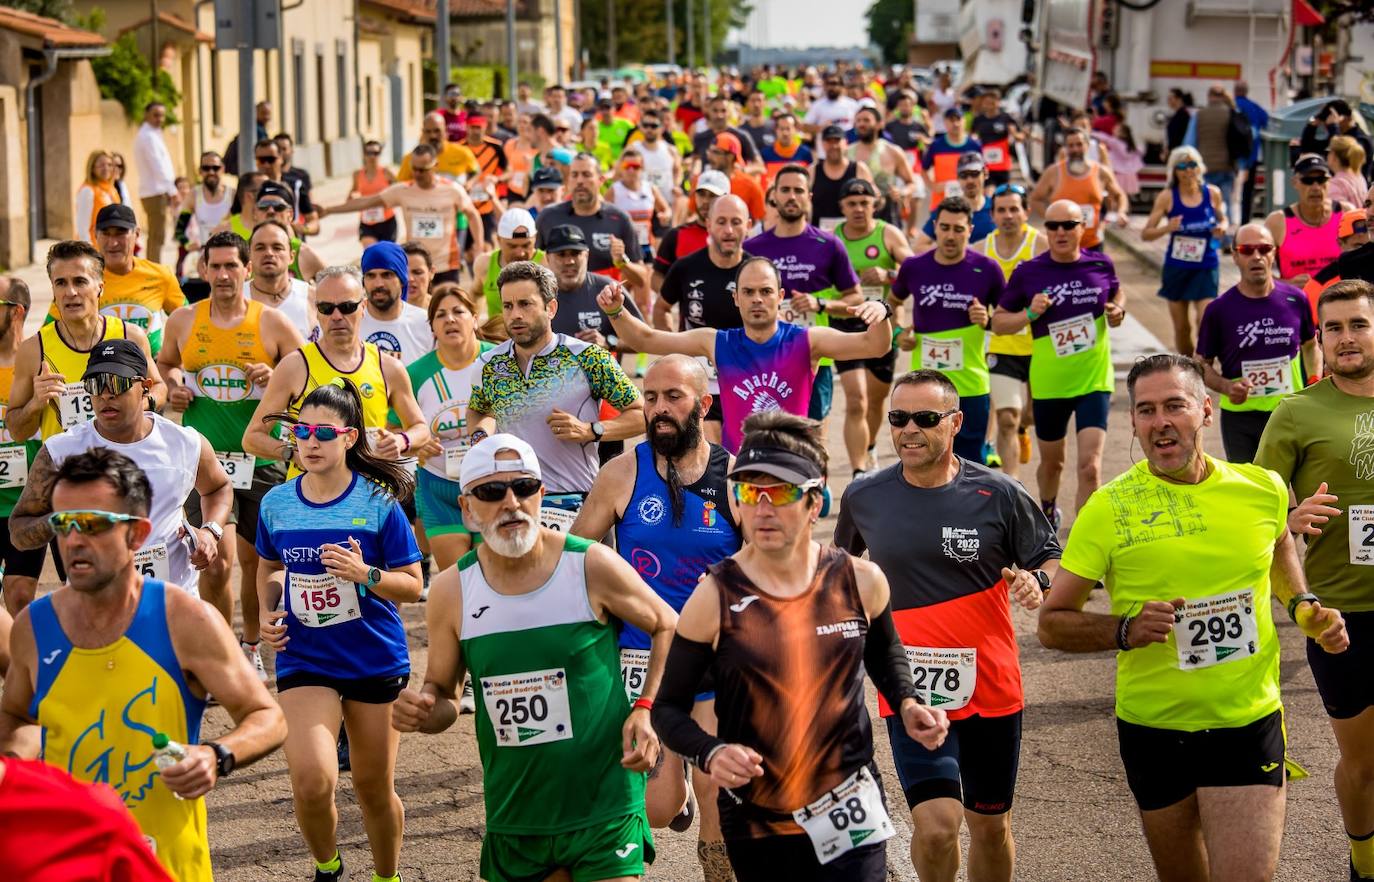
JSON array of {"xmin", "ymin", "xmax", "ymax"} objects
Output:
[
  {"xmin": 472, "ymin": 508, "xmax": 540, "ymax": 558},
  {"xmin": 1329, "ymin": 350, "xmax": 1374, "ymax": 380},
  {"xmin": 649, "ymin": 405, "xmax": 703, "ymax": 525},
  {"xmin": 369, "ymin": 288, "xmax": 398, "ymax": 313}
]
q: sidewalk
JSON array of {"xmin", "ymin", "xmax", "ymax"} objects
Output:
[{"xmin": 1104, "ymin": 213, "xmax": 1241, "ymax": 291}]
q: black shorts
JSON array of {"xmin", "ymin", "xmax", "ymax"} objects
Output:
[
  {"xmin": 478, "ymin": 210, "xmax": 498, "ymax": 243},
  {"xmin": 1307, "ymin": 609, "xmax": 1374, "ymax": 719},
  {"xmin": 834, "ymin": 347, "xmax": 898, "ymax": 385},
  {"xmin": 1219, "ymin": 409, "xmax": 1272, "ymax": 465},
  {"xmin": 433, "ymin": 269, "xmax": 462, "ymax": 287},
  {"xmin": 0, "ymin": 518, "xmax": 48, "ymax": 579},
  {"xmin": 358, "ymin": 216, "xmax": 398, "ymax": 242},
  {"xmin": 1116, "ymin": 709, "xmax": 1285, "ymax": 811},
  {"xmin": 1032, "ymin": 391, "xmax": 1111, "ymax": 443},
  {"xmin": 724, "ymin": 833, "xmax": 885, "ymax": 882},
  {"xmin": 986, "ymin": 170, "xmax": 1011, "ymax": 187},
  {"xmin": 886, "ymin": 711, "xmax": 1022, "ymax": 813},
  {"xmin": 706, "ymin": 394, "xmax": 723, "ymax": 423},
  {"xmin": 184, "ymin": 462, "xmax": 286, "ymax": 540},
  {"xmin": 987, "ymin": 352, "xmax": 1030, "ymax": 382},
  {"xmin": 276, "ymin": 671, "xmax": 409, "ymax": 704}
]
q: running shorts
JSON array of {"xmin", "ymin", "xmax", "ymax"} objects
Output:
[
  {"xmin": 358, "ymin": 216, "xmax": 399, "ymax": 243},
  {"xmin": 1032, "ymin": 391, "xmax": 1111, "ymax": 443},
  {"xmin": 276, "ymin": 671, "xmax": 409, "ymax": 704},
  {"xmin": 1307, "ymin": 610, "xmax": 1374, "ymax": 719},
  {"xmin": 834, "ymin": 347, "xmax": 898, "ymax": 385},
  {"xmin": 808, "ymin": 366, "xmax": 834, "ymax": 421},
  {"xmin": 724, "ymin": 834, "xmax": 885, "ymax": 882},
  {"xmin": 480, "ymin": 811, "xmax": 655, "ymax": 882},
  {"xmin": 0, "ymin": 518, "xmax": 48, "ymax": 579},
  {"xmin": 415, "ymin": 468, "xmax": 470, "ymax": 537},
  {"xmin": 1116, "ymin": 709, "xmax": 1285, "ymax": 811},
  {"xmin": 1219, "ymin": 409, "xmax": 1272, "ymax": 465},
  {"xmin": 885, "ymin": 711, "xmax": 1023, "ymax": 813}
]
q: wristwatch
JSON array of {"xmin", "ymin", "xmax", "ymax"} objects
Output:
[
  {"xmin": 205, "ymin": 740, "xmax": 235, "ymax": 778},
  {"xmin": 366, "ymin": 566, "xmax": 382, "ymax": 587},
  {"xmin": 1033, "ymin": 570, "xmax": 1053, "ymax": 593},
  {"xmin": 605, "ymin": 333, "xmax": 621, "ymax": 350},
  {"xmin": 202, "ymin": 521, "xmax": 224, "ymax": 542},
  {"xmin": 590, "ymin": 421, "xmax": 606, "ymax": 441}
]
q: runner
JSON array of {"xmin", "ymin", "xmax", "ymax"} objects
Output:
[
  {"xmin": 252, "ymin": 182, "xmax": 327, "ymax": 283},
  {"xmin": 255, "ymin": 379, "xmax": 423, "ymax": 882},
  {"xmin": 1264, "ymin": 154, "xmax": 1354, "ymax": 287},
  {"xmin": 173, "ymin": 151, "xmax": 234, "ymax": 271},
  {"xmin": 350, "ymin": 140, "xmax": 398, "ymax": 246},
  {"xmin": 10, "ymin": 339, "xmax": 233, "ymax": 617},
  {"xmin": 401, "ymin": 241, "xmax": 434, "ymax": 310},
  {"xmin": 914, "ymin": 153, "xmax": 995, "ymax": 254},
  {"xmin": 357, "ymin": 241, "xmax": 435, "ymax": 362},
  {"xmin": 1039, "ymin": 353, "xmax": 1349, "ymax": 882},
  {"xmin": 569, "ymin": 356, "xmax": 741, "ymax": 877},
  {"xmin": 1194, "ymin": 223, "xmax": 1318, "ymax": 464},
  {"xmin": 1254, "ymin": 279, "xmax": 1374, "ymax": 882},
  {"xmin": 923, "ymin": 110, "xmax": 982, "ymax": 212},
  {"xmin": 246, "ymin": 220, "xmax": 316, "ymax": 341},
  {"xmin": 978, "ymin": 184, "xmax": 1046, "ymax": 479},
  {"xmin": 835, "ymin": 178, "xmax": 912, "ymax": 474},
  {"xmin": 321, "ymin": 144, "xmax": 482, "ymax": 286},
  {"xmin": 992, "ymin": 200, "xmax": 1125, "ymax": 528},
  {"xmin": 835, "ymin": 368, "xmax": 1060, "ymax": 882},
  {"xmin": 0, "ymin": 447, "xmax": 286, "ymax": 882},
  {"xmin": 80, "ymin": 204, "xmax": 185, "ymax": 356},
  {"xmin": 636, "ymin": 110, "xmax": 685, "ymax": 212},
  {"xmin": 217, "ymin": 171, "xmax": 265, "ymax": 241},
  {"xmin": 525, "ymin": 166, "xmax": 564, "ymax": 216},
  {"xmin": 656, "ymin": 195, "xmax": 751, "ymax": 445},
  {"xmin": 535, "ymin": 154, "xmax": 645, "ymax": 282},
  {"xmin": 466, "ymin": 260, "xmax": 644, "ymax": 523},
  {"xmin": 651, "ymin": 410, "xmax": 949, "ymax": 881},
  {"xmin": 610, "ymin": 147, "xmax": 673, "ymax": 261},
  {"xmin": 652, "ymin": 171, "xmax": 728, "ymax": 290},
  {"xmin": 810, "ymin": 125, "xmax": 873, "ymax": 232},
  {"xmin": 397, "ymin": 112, "xmax": 480, "ymax": 182},
  {"xmin": 473, "ymin": 208, "xmax": 544, "ymax": 320},
  {"xmin": 598, "ymin": 256, "xmax": 891, "ymax": 454},
  {"xmin": 848, "ymin": 107, "xmax": 916, "ymax": 227},
  {"xmin": 1141, "ymin": 146, "xmax": 1227, "ymax": 355},
  {"xmin": 760, "ymin": 111, "xmax": 815, "ymax": 187},
  {"xmin": 460, "ymin": 117, "xmax": 508, "ymax": 242},
  {"xmin": 893, "ymin": 196, "xmax": 1005, "ymax": 464},
  {"xmin": 545, "ymin": 224, "xmax": 645, "ymax": 345},
  {"xmin": 969, "ymin": 87, "xmax": 1021, "ymax": 188},
  {"xmin": 158, "ymin": 230, "xmax": 306, "ymax": 678},
  {"xmin": 0, "ymin": 278, "xmax": 45, "ymax": 614},
  {"xmin": 7, "ymin": 240, "xmax": 164, "ymax": 445},
  {"xmin": 1028, "ymin": 128, "xmax": 1130, "ymax": 252}
]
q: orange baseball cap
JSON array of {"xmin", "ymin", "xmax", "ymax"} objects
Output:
[
  {"xmin": 1339, "ymin": 209, "xmax": 1368, "ymax": 239},
  {"xmin": 711, "ymin": 132, "xmax": 743, "ymax": 160}
]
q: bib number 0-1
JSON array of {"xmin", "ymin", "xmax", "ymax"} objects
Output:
[
  {"xmin": 792, "ymin": 767, "xmax": 895, "ymax": 865},
  {"xmin": 1048, "ymin": 314, "xmax": 1096, "ymax": 357},
  {"xmin": 904, "ymin": 646, "xmax": 977, "ymax": 710},
  {"xmin": 1175, "ymin": 589, "xmax": 1259, "ymax": 670},
  {"xmin": 1349, "ymin": 505, "xmax": 1374, "ymax": 566},
  {"xmin": 0, "ymin": 446, "xmax": 28, "ymax": 489},
  {"xmin": 481, "ymin": 667, "xmax": 574, "ymax": 747},
  {"xmin": 58, "ymin": 383, "xmax": 96, "ymax": 428},
  {"xmin": 133, "ymin": 543, "xmax": 170, "ymax": 582},
  {"xmin": 619, "ymin": 648, "xmax": 651, "ymax": 702},
  {"xmin": 217, "ymin": 452, "xmax": 254, "ymax": 490},
  {"xmin": 778, "ymin": 296, "xmax": 816, "ymax": 329},
  {"xmin": 288, "ymin": 572, "xmax": 361, "ymax": 628}
]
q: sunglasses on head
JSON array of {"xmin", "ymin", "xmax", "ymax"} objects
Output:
[
  {"xmin": 200, "ymin": 164, "xmax": 223, "ymax": 173},
  {"xmin": 83, "ymin": 373, "xmax": 142, "ymax": 397},
  {"xmin": 468, "ymin": 476, "xmax": 543, "ymax": 502},
  {"xmin": 1235, "ymin": 243, "xmax": 1275, "ymax": 256},
  {"xmin": 257, "ymin": 200, "xmax": 290, "ymax": 212},
  {"xmin": 1300, "ymin": 175, "xmax": 1330, "ymax": 186},
  {"xmin": 48, "ymin": 509, "xmax": 143, "ymax": 536},
  {"xmin": 1044, "ymin": 219, "xmax": 1082, "ymax": 231},
  {"xmin": 888, "ymin": 408, "xmax": 958, "ymax": 429},
  {"xmin": 316, "ymin": 299, "xmax": 364, "ymax": 316},
  {"xmin": 993, "ymin": 183, "xmax": 1027, "ymax": 196},
  {"xmin": 290, "ymin": 423, "xmax": 354, "ymax": 442},
  {"xmin": 732, "ymin": 480, "xmax": 823, "ymax": 507}
]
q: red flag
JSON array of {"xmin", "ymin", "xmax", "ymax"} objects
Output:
[{"xmin": 1293, "ymin": 0, "xmax": 1325, "ymax": 27}]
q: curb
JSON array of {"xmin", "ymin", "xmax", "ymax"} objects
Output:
[{"xmin": 1104, "ymin": 225, "xmax": 1163, "ymax": 273}]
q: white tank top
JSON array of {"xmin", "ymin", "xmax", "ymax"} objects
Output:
[
  {"xmin": 46, "ymin": 414, "xmax": 203, "ymax": 594},
  {"xmin": 638, "ymin": 140, "xmax": 676, "ymax": 203},
  {"xmin": 610, "ymin": 181, "xmax": 656, "ymax": 248},
  {"xmin": 192, "ymin": 187, "xmax": 232, "ymax": 240},
  {"xmin": 244, "ymin": 278, "xmax": 314, "ymax": 341}
]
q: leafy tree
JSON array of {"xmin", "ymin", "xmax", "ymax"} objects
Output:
[
  {"xmin": 76, "ymin": 9, "xmax": 181, "ymax": 123},
  {"xmin": 578, "ymin": 0, "xmax": 752, "ymax": 69},
  {"xmin": 866, "ymin": 0, "xmax": 913, "ymax": 66},
  {"xmin": 8, "ymin": 0, "xmax": 77, "ymax": 23}
]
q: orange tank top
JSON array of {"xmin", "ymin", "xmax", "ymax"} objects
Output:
[
  {"xmin": 1052, "ymin": 158, "xmax": 1106, "ymax": 247},
  {"xmin": 353, "ymin": 167, "xmax": 395, "ymax": 224}
]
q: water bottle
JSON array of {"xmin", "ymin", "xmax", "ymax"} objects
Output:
[{"xmin": 152, "ymin": 732, "xmax": 187, "ymax": 800}]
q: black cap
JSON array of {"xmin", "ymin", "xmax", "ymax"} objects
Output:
[
  {"xmin": 597, "ymin": 97, "xmax": 613, "ymax": 109},
  {"xmin": 821, "ymin": 124, "xmax": 846, "ymax": 141},
  {"xmin": 255, "ymin": 180, "xmax": 294, "ymax": 206},
  {"xmin": 1293, "ymin": 153, "xmax": 1331, "ymax": 176},
  {"xmin": 840, "ymin": 178, "xmax": 877, "ymax": 199},
  {"xmin": 95, "ymin": 203, "xmax": 137, "ymax": 232},
  {"xmin": 531, "ymin": 166, "xmax": 563, "ymax": 189},
  {"xmin": 727, "ymin": 446, "xmax": 824, "ymax": 485},
  {"xmin": 82, "ymin": 339, "xmax": 148, "ymax": 380},
  {"xmin": 545, "ymin": 224, "xmax": 589, "ymax": 253}
]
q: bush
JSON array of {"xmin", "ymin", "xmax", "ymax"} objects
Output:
[{"xmin": 80, "ymin": 9, "xmax": 182, "ymax": 123}]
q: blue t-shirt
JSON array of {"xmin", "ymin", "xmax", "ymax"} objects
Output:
[
  {"xmin": 256, "ymin": 472, "xmax": 422, "ymax": 680},
  {"xmin": 922, "ymin": 201, "xmax": 996, "ymax": 242}
]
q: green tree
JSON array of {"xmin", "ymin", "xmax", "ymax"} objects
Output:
[
  {"xmin": 867, "ymin": 0, "xmax": 913, "ymax": 66},
  {"xmin": 8, "ymin": 0, "xmax": 77, "ymax": 23},
  {"xmin": 77, "ymin": 8, "xmax": 181, "ymax": 123},
  {"xmin": 578, "ymin": 0, "xmax": 752, "ymax": 69}
]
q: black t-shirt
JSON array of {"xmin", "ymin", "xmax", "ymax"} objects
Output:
[
  {"xmin": 1311, "ymin": 241, "xmax": 1374, "ymax": 290},
  {"xmin": 970, "ymin": 112, "xmax": 1015, "ymax": 145},
  {"xmin": 550, "ymin": 271, "xmax": 643, "ymax": 338},
  {"xmin": 659, "ymin": 248, "xmax": 747, "ymax": 331},
  {"xmin": 282, "ymin": 167, "xmax": 315, "ymax": 216},
  {"xmin": 884, "ymin": 118, "xmax": 930, "ymax": 153},
  {"xmin": 690, "ymin": 126, "xmax": 760, "ymax": 162},
  {"xmin": 738, "ymin": 121, "xmax": 775, "ymax": 153},
  {"xmin": 535, "ymin": 202, "xmax": 642, "ymax": 273}
]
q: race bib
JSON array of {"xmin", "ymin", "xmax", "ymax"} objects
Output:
[
  {"xmin": 58, "ymin": 382, "xmax": 96, "ymax": 429},
  {"xmin": 509, "ymin": 171, "xmax": 527, "ymax": 192},
  {"xmin": 468, "ymin": 184, "xmax": 490, "ymax": 203},
  {"xmin": 943, "ymin": 180, "xmax": 962, "ymax": 198},
  {"xmin": 619, "ymin": 648, "xmax": 651, "ymax": 702},
  {"xmin": 539, "ymin": 506, "xmax": 578, "ymax": 533},
  {"xmin": 904, "ymin": 646, "xmax": 977, "ymax": 710},
  {"xmin": 444, "ymin": 441, "xmax": 470, "ymax": 478},
  {"xmin": 361, "ymin": 206, "xmax": 386, "ymax": 225},
  {"xmin": 133, "ymin": 543, "xmax": 170, "ymax": 583},
  {"xmin": 1175, "ymin": 589, "xmax": 1259, "ymax": 670},
  {"xmin": 1078, "ymin": 203, "xmax": 1098, "ymax": 228},
  {"xmin": 1048, "ymin": 313, "xmax": 1097, "ymax": 357},
  {"xmin": 481, "ymin": 667, "xmax": 574, "ymax": 747},
  {"xmin": 0, "ymin": 446, "xmax": 27, "ymax": 489},
  {"xmin": 635, "ymin": 219, "xmax": 653, "ymax": 246},
  {"xmin": 920, "ymin": 336, "xmax": 964, "ymax": 372},
  {"xmin": 1241, "ymin": 357, "xmax": 1294, "ymax": 397},
  {"xmin": 983, "ymin": 145, "xmax": 1006, "ymax": 165},
  {"xmin": 791, "ymin": 767, "xmax": 895, "ymax": 865},
  {"xmin": 217, "ymin": 451, "xmax": 253, "ymax": 490},
  {"xmin": 860, "ymin": 285, "xmax": 886, "ymax": 302},
  {"xmin": 818, "ymin": 217, "xmax": 842, "ymax": 232},
  {"xmin": 288, "ymin": 571, "xmax": 361, "ymax": 628},
  {"xmin": 411, "ymin": 211, "xmax": 446, "ymax": 240},
  {"xmin": 1169, "ymin": 235, "xmax": 1208, "ymax": 263},
  {"xmin": 1349, "ymin": 505, "xmax": 1374, "ymax": 566},
  {"xmin": 779, "ymin": 296, "xmax": 816, "ymax": 328}
]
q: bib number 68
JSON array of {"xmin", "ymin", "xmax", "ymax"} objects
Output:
[{"xmin": 827, "ymin": 796, "xmax": 868, "ymax": 831}]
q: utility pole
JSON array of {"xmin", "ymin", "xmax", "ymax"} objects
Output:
[
  {"xmin": 150, "ymin": 0, "xmax": 160, "ymax": 87},
  {"xmin": 666, "ymin": 0, "xmax": 675, "ymax": 66},
  {"xmin": 701, "ymin": 0, "xmax": 710, "ymax": 67},
  {"xmin": 436, "ymin": 0, "xmax": 450, "ymax": 96},
  {"xmin": 554, "ymin": 0, "xmax": 564, "ymax": 83},
  {"xmin": 236, "ymin": 0, "xmax": 255, "ymax": 174},
  {"xmin": 606, "ymin": 0, "xmax": 617, "ymax": 69},
  {"xmin": 506, "ymin": 0, "xmax": 517, "ymax": 99},
  {"xmin": 685, "ymin": 0, "xmax": 694, "ymax": 69}
]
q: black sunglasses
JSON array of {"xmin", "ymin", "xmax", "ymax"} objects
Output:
[
  {"xmin": 1044, "ymin": 220, "xmax": 1082, "ymax": 231},
  {"xmin": 1300, "ymin": 175, "xmax": 1330, "ymax": 185},
  {"xmin": 468, "ymin": 477, "xmax": 543, "ymax": 502},
  {"xmin": 315, "ymin": 299, "xmax": 364, "ymax": 316},
  {"xmin": 257, "ymin": 200, "xmax": 290, "ymax": 212},
  {"xmin": 255, "ymin": 155, "xmax": 279, "ymax": 163},
  {"xmin": 957, "ymin": 171, "xmax": 983, "ymax": 179},
  {"xmin": 200, "ymin": 164, "xmax": 223, "ymax": 172},
  {"xmin": 888, "ymin": 408, "xmax": 958, "ymax": 429}
]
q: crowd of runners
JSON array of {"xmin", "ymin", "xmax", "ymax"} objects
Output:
[{"xmin": 0, "ymin": 60, "xmax": 1372, "ymax": 882}]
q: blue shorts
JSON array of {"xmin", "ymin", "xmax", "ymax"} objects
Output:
[
  {"xmin": 1158, "ymin": 262, "xmax": 1220, "ymax": 302},
  {"xmin": 886, "ymin": 711, "xmax": 1023, "ymax": 813},
  {"xmin": 953, "ymin": 393, "xmax": 991, "ymax": 463},
  {"xmin": 1032, "ymin": 390, "xmax": 1111, "ymax": 443},
  {"xmin": 808, "ymin": 365, "xmax": 834, "ymax": 421},
  {"xmin": 415, "ymin": 467, "xmax": 470, "ymax": 537}
]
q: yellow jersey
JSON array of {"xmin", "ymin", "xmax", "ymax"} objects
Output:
[
  {"xmin": 48, "ymin": 258, "xmax": 183, "ymax": 355},
  {"xmin": 37, "ymin": 317, "xmax": 129, "ymax": 441},
  {"xmin": 28, "ymin": 581, "xmax": 212, "ymax": 882},
  {"xmin": 184, "ymin": 299, "xmax": 273, "ymax": 461},
  {"xmin": 982, "ymin": 226, "xmax": 1038, "ymax": 357},
  {"xmin": 288, "ymin": 342, "xmax": 390, "ymax": 476},
  {"xmin": 398, "ymin": 143, "xmax": 480, "ymax": 182}
]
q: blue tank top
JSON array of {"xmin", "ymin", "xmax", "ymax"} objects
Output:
[
  {"xmin": 615, "ymin": 441, "xmax": 741, "ymax": 650},
  {"xmin": 714, "ymin": 323, "xmax": 815, "ymax": 454},
  {"xmin": 1164, "ymin": 185, "xmax": 1220, "ymax": 269}
]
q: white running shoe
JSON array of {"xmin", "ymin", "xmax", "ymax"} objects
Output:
[
  {"xmin": 459, "ymin": 678, "xmax": 476, "ymax": 714},
  {"xmin": 241, "ymin": 641, "xmax": 268, "ymax": 683}
]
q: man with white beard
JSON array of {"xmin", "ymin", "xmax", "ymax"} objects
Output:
[{"xmin": 392, "ymin": 435, "xmax": 678, "ymax": 882}]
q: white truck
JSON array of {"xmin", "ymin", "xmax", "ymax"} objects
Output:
[{"xmin": 1030, "ymin": 0, "xmax": 1291, "ymax": 199}]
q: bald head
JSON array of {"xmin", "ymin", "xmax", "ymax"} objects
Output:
[
  {"xmin": 1233, "ymin": 222, "xmax": 1276, "ymax": 285},
  {"xmin": 1044, "ymin": 200, "xmax": 1086, "ymax": 260},
  {"xmin": 646, "ymin": 354, "xmax": 709, "ymax": 397},
  {"xmin": 1234, "ymin": 223, "xmax": 1273, "ymax": 247},
  {"xmin": 1045, "ymin": 200, "xmax": 1084, "ymax": 223},
  {"xmin": 710, "ymin": 194, "xmax": 749, "ymax": 222},
  {"xmin": 709, "ymin": 195, "xmax": 750, "ymax": 259},
  {"xmin": 643, "ymin": 355, "xmax": 711, "ymax": 456}
]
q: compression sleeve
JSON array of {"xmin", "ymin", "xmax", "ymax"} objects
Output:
[
  {"xmin": 651, "ymin": 634, "xmax": 727, "ymax": 770},
  {"xmin": 174, "ymin": 208, "xmax": 192, "ymax": 246},
  {"xmin": 865, "ymin": 602, "xmax": 920, "ymax": 710}
]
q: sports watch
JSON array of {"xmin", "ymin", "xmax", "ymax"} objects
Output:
[
  {"xmin": 590, "ymin": 421, "xmax": 606, "ymax": 441},
  {"xmin": 202, "ymin": 521, "xmax": 224, "ymax": 542},
  {"xmin": 366, "ymin": 566, "xmax": 382, "ymax": 587},
  {"xmin": 205, "ymin": 740, "xmax": 235, "ymax": 778},
  {"xmin": 1033, "ymin": 570, "xmax": 1053, "ymax": 593}
]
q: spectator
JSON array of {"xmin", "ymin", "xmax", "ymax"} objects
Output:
[
  {"xmin": 110, "ymin": 152, "xmax": 132, "ymax": 207},
  {"xmin": 1100, "ymin": 124, "xmax": 1143, "ymax": 197},
  {"xmin": 438, "ymin": 83, "xmax": 467, "ymax": 142},
  {"xmin": 223, "ymin": 100, "xmax": 271, "ymax": 175},
  {"xmin": 74, "ymin": 151, "xmax": 119, "ymax": 244},
  {"xmin": 1233, "ymin": 81, "xmax": 1269, "ymax": 223},
  {"xmin": 132, "ymin": 101, "xmax": 178, "ymax": 263},
  {"xmin": 1327, "ymin": 135, "xmax": 1369, "ymax": 209},
  {"xmin": 1300, "ymin": 99, "xmax": 1374, "ymax": 179},
  {"xmin": 1186, "ymin": 84, "xmax": 1243, "ymax": 247},
  {"xmin": 1166, "ymin": 88, "xmax": 1194, "ymax": 153},
  {"xmin": 1092, "ymin": 93, "xmax": 1125, "ymax": 136}
]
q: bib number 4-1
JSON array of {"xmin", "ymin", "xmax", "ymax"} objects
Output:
[
  {"xmin": 1175, "ymin": 589, "xmax": 1259, "ymax": 670},
  {"xmin": 919, "ymin": 336, "xmax": 965, "ymax": 372},
  {"xmin": 792, "ymin": 767, "xmax": 895, "ymax": 865}
]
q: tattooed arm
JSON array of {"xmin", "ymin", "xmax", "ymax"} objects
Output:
[{"xmin": 9, "ymin": 448, "xmax": 57, "ymax": 551}]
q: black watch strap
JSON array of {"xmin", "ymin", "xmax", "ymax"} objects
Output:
[
  {"xmin": 1033, "ymin": 570, "xmax": 1053, "ymax": 593},
  {"xmin": 206, "ymin": 740, "xmax": 235, "ymax": 778}
]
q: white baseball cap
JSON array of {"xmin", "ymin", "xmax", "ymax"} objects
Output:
[
  {"xmin": 497, "ymin": 208, "xmax": 536, "ymax": 240},
  {"xmin": 695, "ymin": 170, "xmax": 731, "ymax": 196},
  {"xmin": 460, "ymin": 434, "xmax": 542, "ymax": 489}
]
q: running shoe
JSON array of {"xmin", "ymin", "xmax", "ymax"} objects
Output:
[
  {"xmin": 241, "ymin": 641, "xmax": 268, "ymax": 683},
  {"xmin": 337, "ymin": 727, "xmax": 350, "ymax": 772},
  {"xmin": 459, "ymin": 678, "xmax": 476, "ymax": 714},
  {"xmin": 669, "ymin": 760, "xmax": 698, "ymax": 832},
  {"xmin": 1042, "ymin": 501, "xmax": 1063, "ymax": 533},
  {"xmin": 312, "ymin": 857, "xmax": 346, "ymax": 882},
  {"xmin": 982, "ymin": 441, "xmax": 1002, "ymax": 468},
  {"xmin": 419, "ymin": 556, "xmax": 432, "ymax": 602},
  {"xmin": 866, "ymin": 444, "xmax": 878, "ymax": 468},
  {"xmin": 1019, "ymin": 429, "xmax": 1033, "ymax": 464}
]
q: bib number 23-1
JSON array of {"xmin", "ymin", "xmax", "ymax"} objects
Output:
[{"xmin": 792, "ymin": 767, "xmax": 895, "ymax": 865}]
